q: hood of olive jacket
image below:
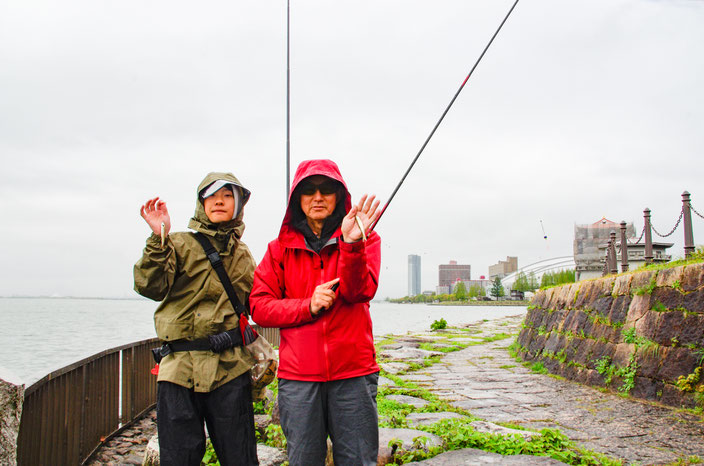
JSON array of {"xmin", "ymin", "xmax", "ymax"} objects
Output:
[{"xmin": 188, "ymin": 172, "xmax": 251, "ymax": 240}]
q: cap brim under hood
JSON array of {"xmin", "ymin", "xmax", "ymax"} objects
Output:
[{"xmin": 189, "ymin": 172, "xmax": 251, "ymax": 238}]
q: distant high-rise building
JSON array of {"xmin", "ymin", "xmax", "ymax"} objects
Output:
[
  {"xmin": 489, "ymin": 256, "xmax": 518, "ymax": 280},
  {"xmin": 438, "ymin": 260, "xmax": 471, "ymax": 287},
  {"xmin": 408, "ymin": 254, "xmax": 421, "ymax": 296}
]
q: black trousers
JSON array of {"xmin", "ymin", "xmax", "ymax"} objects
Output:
[{"xmin": 157, "ymin": 373, "xmax": 258, "ymax": 466}]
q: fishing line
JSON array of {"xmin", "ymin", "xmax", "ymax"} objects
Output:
[{"xmin": 370, "ymin": 0, "xmax": 521, "ymax": 231}]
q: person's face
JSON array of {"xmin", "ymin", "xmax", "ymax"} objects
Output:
[
  {"xmin": 203, "ymin": 187, "xmax": 236, "ymax": 223},
  {"xmin": 299, "ymin": 176, "xmax": 338, "ymax": 223}
]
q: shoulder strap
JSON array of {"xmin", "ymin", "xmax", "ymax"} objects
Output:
[{"xmin": 193, "ymin": 232, "xmax": 248, "ymax": 317}]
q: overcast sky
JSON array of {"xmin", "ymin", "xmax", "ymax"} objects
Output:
[{"xmin": 1, "ymin": 0, "xmax": 702, "ymax": 300}]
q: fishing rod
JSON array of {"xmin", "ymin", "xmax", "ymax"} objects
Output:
[{"xmin": 369, "ymin": 0, "xmax": 521, "ymax": 231}]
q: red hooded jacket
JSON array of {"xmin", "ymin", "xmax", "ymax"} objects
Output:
[{"xmin": 250, "ymin": 159, "xmax": 381, "ymax": 381}]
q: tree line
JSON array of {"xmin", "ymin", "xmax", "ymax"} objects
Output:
[{"xmin": 390, "ymin": 269, "xmax": 575, "ymax": 302}]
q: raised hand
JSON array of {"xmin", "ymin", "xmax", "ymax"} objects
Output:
[
  {"xmin": 341, "ymin": 194, "xmax": 380, "ymax": 243},
  {"xmin": 310, "ymin": 278, "xmax": 340, "ymax": 316},
  {"xmin": 140, "ymin": 197, "xmax": 171, "ymax": 238}
]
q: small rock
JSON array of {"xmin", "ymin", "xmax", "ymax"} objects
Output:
[
  {"xmin": 378, "ymin": 427, "xmax": 443, "ymax": 464},
  {"xmin": 386, "ymin": 395, "xmax": 429, "ymax": 408},
  {"xmin": 378, "ymin": 376, "xmax": 396, "ymax": 387},
  {"xmin": 470, "ymin": 420, "xmax": 541, "ymax": 440},
  {"xmin": 405, "ymin": 447, "xmax": 567, "ymax": 464},
  {"xmin": 380, "ymin": 362, "xmax": 410, "ymax": 374},
  {"xmin": 143, "ymin": 434, "xmax": 159, "ymax": 466},
  {"xmin": 123, "ymin": 453, "xmax": 144, "ymax": 465},
  {"xmin": 406, "ymin": 412, "xmax": 466, "ymax": 428},
  {"xmin": 257, "ymin": 444, "xmax": 287, "ymax": 466}
]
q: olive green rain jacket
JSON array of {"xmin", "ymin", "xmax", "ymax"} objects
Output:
[{"xmin": 134, "ymin": 172, "xmax": 256, "ymax": 392}]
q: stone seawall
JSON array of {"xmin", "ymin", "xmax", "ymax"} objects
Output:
[{"xmin": 516, "ymin": 263, "xmax": 704, "ymax": 409}]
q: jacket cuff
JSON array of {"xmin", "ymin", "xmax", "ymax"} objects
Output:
[
  {"xmin": 146, "ymin": 233, "xmax": 167, "ymax": 249},
  {"xmin": 339, "ymin": 238, "xmax": 365, "ymax": 253},
  {"xmin": 301, "ymin": 298, "xmax": 315, "ymax": 323}
]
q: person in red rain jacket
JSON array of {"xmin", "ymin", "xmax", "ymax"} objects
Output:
[{"xmin": 250, "ymin": 159, "xmax": 381, "ymax": 465}]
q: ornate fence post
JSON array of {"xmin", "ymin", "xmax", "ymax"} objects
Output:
[
  {"xmin": 644, "ymin": 208, "xmax": 653, "ymax": 265},
  {"xmin": 609, "ymin": 231, "xmax": 618, "ymax": 274},
  {"xmin": 682, "ymin": 191, "xmax": 694, "ymax": 258},
  {"xmin": 620, "ymin": 221, "xmax": 629, "ymax": 272}
]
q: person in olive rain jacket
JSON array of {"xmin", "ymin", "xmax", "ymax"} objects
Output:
[{"xmin": 134, "ymin": 172, "xmax": 258, "ymax": 466}]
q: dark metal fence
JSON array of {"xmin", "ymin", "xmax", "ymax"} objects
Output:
[
  {"xmin": 16, "ymin": 325, "xmax": 279, "ymax": 465},
  {"xmin": 603, "ymin": 190, "xmax": 701, "ymax": 276}
]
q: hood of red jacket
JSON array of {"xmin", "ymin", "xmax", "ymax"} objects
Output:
[{"xmin": 279, "ymin": 159, "xmax": 352, "ymax": 239}]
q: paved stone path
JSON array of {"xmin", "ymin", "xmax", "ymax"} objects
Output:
[
  {"xmin": 407, "ymin": 315, "xmax": 704, "ymax": 465},
  {"xmin": 90, "ymin": 314, "xmax": 704, "ymax": 465}
]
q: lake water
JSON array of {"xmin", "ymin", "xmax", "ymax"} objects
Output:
[{"xmin": 0, "ymin": 297, "xmax": 526, "ymax": 385}]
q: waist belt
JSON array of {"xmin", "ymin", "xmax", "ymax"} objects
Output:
[{"xmin": 151, "ymin": 328, "xmax": 242, "ymax": 364}]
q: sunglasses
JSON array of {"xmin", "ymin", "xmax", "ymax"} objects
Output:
[{"xmin": 299, "ymin": 181, "xmax": 338, "ymax": 196}]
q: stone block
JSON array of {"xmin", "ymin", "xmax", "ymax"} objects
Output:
[
  {"xmin": 634, "ymin": 310, "xmax": 661, "ymax": 342},
  {"xmin": 612, "ymin": 343, "xmax": 636, "ymax": 367},
  {"xmin": 543, "ymin": 288, "xmax": 556, "ymax": 310},
  {"xmin": 590, "ymin": 323, "xmax": 611, "ymax": 342},
  {"xmin": 546, "ymin": 310, "xmax": 564, "ymax": 332},
  {"xmin": 588, "ymin": 341, "xmax": 615, "ymax": 367},
  {"xmin": 560, "ymin": 309, "xmax": 575, "ymax": 332},
  {"xmin": 553, "ymin": 285, "xmax": 570, "ymax": 310},
  {"xmin": 516, "ymin": 329, "xmax": 531, "ymax": 348},
  {"xmin": 568, "ymin": 283, "xmax": 581, "ymax": 308},
  {"xmin": 543, "ymin": 333, "xmax": 561, "ymax": 354},
  {"xmin": 609, "ymin": 295, "xmax": 631, "ymax": 325},
  {"xmin": 650, "ymin": 287, "xmax": 684, "ymax": 311},
  {"xmin": 656, "ymin": 347, "xmax": 700, "ymax": 383},
  {"xmin": 660, "ymin": 383, "xmax": 697, "ymax": 409},
  {"xmin": 572, "ymin": 338, "xmax": 594, "ymax": 365},
  {"xmin": 581, "ymin": 319, "xmax": 594, "ymax": 339},
  {"xmin": 630, "ymin": 270, "xmax": 656, "ymax": 292},
  {"xmin": 574, "ymin": 281, "xmax": 593, "ymax": 309},
  {"xmin": 678, "ymin": 313, "xmax": 704, "ymax": 347},
  {"xmin": 625, "ymin": 294, "xmax": 651, "ymax": 326},
  {"xmin": 562, "ymin": 364, "xmax": 587, "ymax": 384},
  {"xmin": 531, "ymin": 290, "xmax": 546, "ymax": 309},
  {"xmin": 591, "ymin": 296, "xmax": 613, "ymax": 315},
  {"xmin": 630, "ymin": 376, "xmax": 662, "ymax": 402},
  {"xmin": 652, "ymin": 310, "xmax": 686, "ymax": 346},
  {"xmin": 635, "ymin": 346, "xmax": 663, "ymax": 379},
  {"xmin": 682, "ymin": 262, "xmax": 704, "ymax": 292},
  {"xmin": 0, "ymin": 376, "xmax": 24, "ymax": 466},
  {"xmin": 683, "ymin": 289, "xmax": 704, "ymax": 314},
  {"xmin": 525, "ymin": 308, "xmax": 541, "ymax": 326},
  {"xmin": 542, "ymin": 356, "xmax": 560, "ymax": 374},
  {"xmin": 656, "ymin": 265, "xmax": 685, "ymax": 288},
  {"xmin": 585, "ymin": 368, "xmax": 606, "ymax": 387},
  {"xmin": 527, "ymin": 334, "xmax": 546, "ymax": 356},
  {"xmin": 612, "ymin": 274, "xmax": 633, "ymax": 296},
  {"xmin": 599, "ymin": 276, "xmax": 616, "ymax": 297}
]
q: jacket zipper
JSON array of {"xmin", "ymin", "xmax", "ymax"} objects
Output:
[{"xmin": 319, "ymin": 255, "xmax": 331, "ymax": 381}]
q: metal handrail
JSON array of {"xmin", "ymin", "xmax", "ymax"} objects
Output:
[{"xmin": 16, "ymin": 325, "xmax": 279, "ymax": 465}]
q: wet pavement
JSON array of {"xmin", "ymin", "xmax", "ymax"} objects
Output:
[{"xmin": 401, "ymin": 315, "xmax": 704, "ymax": 465}]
